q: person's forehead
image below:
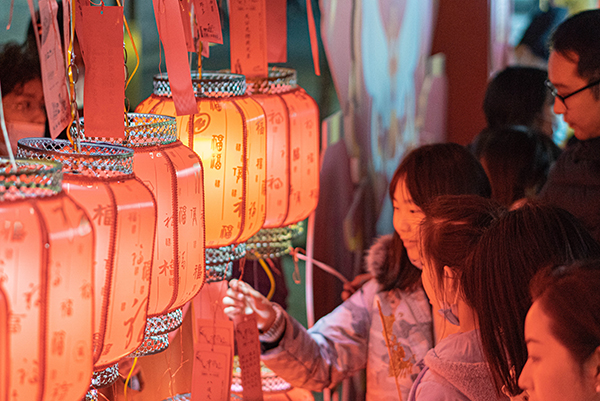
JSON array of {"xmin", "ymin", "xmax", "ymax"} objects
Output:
[
  {"xmin": 393, "ymin": 180, "xmax": 416, "ymax": 205},
  {"xmin": 548, "ymin": 51, "xmax": 584, "ymax": 89}
]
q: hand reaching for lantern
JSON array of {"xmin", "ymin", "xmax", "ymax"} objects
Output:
[{"xmin": 223, "ymin": 279, "xmax": 277, "ymax": 332}]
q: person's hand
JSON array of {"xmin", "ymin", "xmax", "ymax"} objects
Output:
[
  {"xmin": 223, "ymin": 279, "xmax": 276, "ymax": 332},
  {"xmin": 341, "ymin": 273, "xmax": 373, "ymax": 301}
]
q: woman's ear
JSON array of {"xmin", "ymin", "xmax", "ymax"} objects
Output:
[{"xmin": 588, "ymin": 345, "xmax": 600, "ymax": 393}]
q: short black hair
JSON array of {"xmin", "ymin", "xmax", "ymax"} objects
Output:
[
  {"xmin": 550, "ymin": 9, "xmax": 600, "ymax": 84},
  {"xmin": 475, "ymin": 127, "xmax": 560, "ymax": 207},
  {"xmin": 483, "ymin": 67, "xmax": 549, "ymax": 129},
  {"xmin": 0, "ymin": 42, "xmax": 41, "ymax": 97}
]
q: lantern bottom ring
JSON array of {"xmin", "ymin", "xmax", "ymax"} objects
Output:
[
  {"xmin": 85, "ymin": 388, "xmax": 98, "ymax": 401},
  {"xmin": 89, "ymin": 363, "xmax": 119, "ymax": 395},
  {"xmin": 246, "ymin": 224, "xmax": 305, "ymax": 260},
  {"xmin": 127, "ymin": 333, "xmax": 169, "ymax": 357},
  {"xmin": 206, "ymin": 243, "xmax": 246, "ymax": 283},
  {"xmin": 146, "ymin": 308, "xmax": 184, "ymax": 336}
]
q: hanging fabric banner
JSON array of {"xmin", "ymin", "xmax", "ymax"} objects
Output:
[
  {"xmin": 26, "ymin": 0, "xmax": 71, "ymax": 138},
  {"xmin": 80, "ymin": 5, "xmax": 125, "ymax": 138},
  {"xmin": 229, "ymin": 0, "xmax": 268, "ymax": 77},
  {"xmin": 193, "ymin": 0, "xmax": 223, "ymax": 44},
  {"xmin": 267, "ymin": 0, "xmax": 286, "ymax": 63},
  {"xmin": 153, "ymin": 0, "xmax": 198, "ymax": 116}
]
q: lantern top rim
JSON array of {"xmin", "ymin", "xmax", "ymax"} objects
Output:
[
  {"xmin": 76, "ymin": 113, "xmax": 178, "ymax": 148},
  {"xmin": 0, "ymin": 157, "xmax": 63, "ymax": 200},
  {"xmin": 17, "ymin": 138, "xmax": 135, "ymax": 178},
  {"xmin": 153, "ymin": 71, "xmax": 247, "ymax": 98},
  {"xmin": 244, "ymin": 67, "xmax": 298, "ymax": 95}
]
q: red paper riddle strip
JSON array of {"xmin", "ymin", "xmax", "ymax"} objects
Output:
[
  {"xmin": 27, "ymin": 0, "xmax": 71, "ymax": 138},
  {"xmin": 193, "ymin": 0, "xmax": 223, "ymax": 45},
  {"xmin": 81, "ymin": 5, "xmax": 125, "ymax": 139},
  {"xmin": 229, "ymin": 0, "xmax": 268, "ymax": 78},
  {"xmin": 267, "ymin": 0, "xmax": 286, "ymax": 63},
  {"xmin": 153, "ymin": 0, "xmax": 198, "ymax": 116}
]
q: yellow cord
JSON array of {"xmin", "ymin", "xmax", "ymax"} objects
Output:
[
  {"xmin": 115, "ymin": 0, "xmax": 140, "ymax": 90},
  {"xmin": 123, "ymin": 356, "xmax": 138, "ymax": 401},
  {"xmin": 254, "ymin": 252, "xmax": 276, "ymax": 301}
]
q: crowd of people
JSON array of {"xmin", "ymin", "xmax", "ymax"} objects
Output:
[{"xmin": 223, "ymin": 9, "xmax": 600, "ymax": 401}]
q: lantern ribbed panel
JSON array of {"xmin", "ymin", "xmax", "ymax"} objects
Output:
[
  {"xmin": 0, "ymin": 158, "xmax": 94, "ymax": 401},
  {"xmin": 281, "ymin": 87, "xmax": 319, "ymax": 225},
  {"xmin": 136, "ymin": 72, "xmax": 266, "ymax": 250},
  {"xmin": 246, "ymin": 68, "xmax": 320, "ymax": 227},
  {"xmin": 253, "ymin": 93, "xmax": 289, "ymax": 228},
  {"xmin": 79, "ymin": 113, "xmax": 206, "ymax": 318},
  {"xmin": 17, "ymin": 140, "xmax": 157, "ymax": 370}
]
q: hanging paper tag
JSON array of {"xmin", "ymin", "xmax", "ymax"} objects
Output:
[
  {"xmin": 27, "ymin": 0, "xmax": 71, "ymax": 138},
  {"xmin": 191, "ymin": 283, "xmax": 234, "ymax": 401},
  {"xmin": 153, "ymin": 0, "xmax": 198, "ymax": 116},
  {"xmin": 267, "ymin": 0, "xmax": 286, "ymax": 63},
  {"xmin": 80, "ymin": 5, "xmax": 125, "ymax": 139},
  {"xmin": 180, "ymin": 0, "xmax": 196, "ymax": 52},
  {"xmin": 234, "ymin": 315, "xmax": 264, "ymax": 401},
  {"xmin": 191, "ymin": 344, "xmax": 232, "ymax": 401},
  {"xmin": 306, "ymin": 0, "xmax": 320, "ymax": 76},
  {"xmin": 74, "ymin": 0, "xmax": 86, "ymax": 62},
  {"xmin": 193, "ymin": 0, "xmax": 223, "ymax": 44},
  {"xmin": 229, "ymin": 0, "xmax": 268, "ymax": 77}
]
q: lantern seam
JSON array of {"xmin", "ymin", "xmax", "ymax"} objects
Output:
[{"xmin": 30, "ymin": 199, "xmax": 48, "ymax": 401}]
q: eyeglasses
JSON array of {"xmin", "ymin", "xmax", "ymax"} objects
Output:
[{"xmin": 545, "ymin": 78, "xmax": 600, "ymax": 106}]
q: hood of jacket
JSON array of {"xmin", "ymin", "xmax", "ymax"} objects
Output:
[
  {"xmin": 424, "ymin": 330, "xmax": 504, "ymax": 401},
  {"xmin": 364, "ymin": 234, "xmax": 393, "ymax": 284}
]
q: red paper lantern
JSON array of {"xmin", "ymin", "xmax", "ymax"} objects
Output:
[
  {"xmin": 245, "ymin": 68, "xmax": 320, "ymax": 258},
  {"xmin": 79, "ymin": 113, "xmax": 206, "ymax": 355},
  {"xmin": 0, "ymin": 158, "xmax": 94, "ymax": 400},
  {"xmin": 136, "ymin": 72, "xmax": 267, "ymax": 281},
  {"xmin": 17, "ymin": 140, "xmax": 157, "ymax": 386}
]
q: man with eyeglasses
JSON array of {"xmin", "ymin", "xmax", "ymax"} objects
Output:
[{"xmin": 539, "ymin": 9, "xmax": 600, "ymax": 243}]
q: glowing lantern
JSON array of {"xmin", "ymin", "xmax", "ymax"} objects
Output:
[
  {"xmin": 136, "ymin": 72, "xmax": 267, "ymax": 281},
  {"xmin": 79, "ymin": 113, "xmax": 206, "ymax": 355},
  {"xmin": 17, "ymin": 140, "xmax": 156, "ymax": 387},
  {"xmin": 245, "ymin": 68, "xmax": 320, "ymax": 258},
  {"xmin": 0, "ymin": 158, "xmax": 94, "ymax": 401}
]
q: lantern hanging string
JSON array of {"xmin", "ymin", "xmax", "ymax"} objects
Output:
[
  {"xmin": 115, "ymin": 0, "xmax": 140, "ymax": 90},
  {"xmin": 253, "ymin": 252, "xmax": 276, "ymax": 301},
  {"xmin": 289, "ymin": 247, "xmax": 349, "ymax": 285},
  {"xmin": 198, "ymin": 42, "xmax": 202, "ymax": 77},
  {"xmin": 0, "ymin": 84, "xmax": 17, "ymax": 170},
  {"xmin": 66, "ymin": 0, "xmax": 81, "ymax": 152}
]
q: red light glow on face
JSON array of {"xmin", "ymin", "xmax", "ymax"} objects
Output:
[{"xmin": 519, "ymin": 301, "xmax": 598, "ymax": 401}]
